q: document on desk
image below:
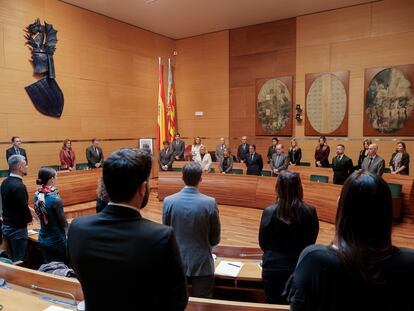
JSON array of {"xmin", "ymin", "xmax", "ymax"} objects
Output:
[
  {"xmin": 43, "ymin": 306, "xmax": 73, "ymax": 311},
  {"xmin": 215, "ymin": 260, "xmax": 244, "ymax": 277}
]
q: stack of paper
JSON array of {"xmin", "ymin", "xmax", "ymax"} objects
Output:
[{"xmin": 214, "ymin": 260, "xmax": 243, "ymax": 277}]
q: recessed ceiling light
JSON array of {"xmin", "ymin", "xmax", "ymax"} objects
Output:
[{"xmin": 145, "ymin": 0, "xmax": 159, "ymax": 4}]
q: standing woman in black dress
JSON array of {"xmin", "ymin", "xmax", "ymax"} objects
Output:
[
  {"xmin": 259, "ymin": 170, "xmax": 319, "ymax": 304},
  {"xmin": 288, "ymin": 139, "xmax": 302, "ymax": 166},
  {"xmin": 314, "ymin": 136, "xmax": 330, "ymax": 167},
  {"xmin": 357, "ymin": 138, "xmax": 372, "ymax": 169}
]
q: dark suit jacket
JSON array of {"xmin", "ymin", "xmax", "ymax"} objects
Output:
[
  {"xmin": 163, "ymin": 187, "xmax": 220, "ymax": 277},
  {"xmin": 237, "ymin": 144, "xmax": 250, "ymax": 162},
  {"xmin": 245, "ymin": 153, "xmax": 263, "ymax": 176},
  {"xmin": 172, "ymin": 140, "xmax": 185, "ymax": 160},
  {"xmin": 332, "ymin": 155, "xmax": 354, "ymax": 185},
  {"xmin": 6, "ymin": 147, "xmax": 28, "ymax": 164},
  {"xmin": 270, "ymin": 153, "xmax": 290, "ymax": 175},
  {"xmin": 159, "ymin": 148, "xmax": 174, "ymax": 170},
  {"xmin": 85, "ymin": 146, "xmax": 104, "ymax": 168},
  {"xmin": 361, "ymin": 155, "xmax": 385, "ymax": 176},
  {"xmin": 267, "ymin": 145, "xmax": 277, "ymax": 163},
  {"xmin": 67, "ymin": 204, "xmax": 188, "ymax": 311}
]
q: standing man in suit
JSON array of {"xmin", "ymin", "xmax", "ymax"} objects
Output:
[
  {"xmin": 6, "ymin": 136, "xmax": 28, "ymax": 164},
  {"xmin": 361, "ymin": 143, "xmax": 385, "ymax": 176},
  {"xmin": 158, "ymin": 141, "xmax": 174, "ymax": 171},
  {"xmin": 215, "ymin": 137, "xmax": 230, "ymax": 162},
  {"xmin": 194, "ymin": 146, "xmax": 212, "ymax": 173},
  {"xmin": 163, "ymin": 162, "xmax": 220, "ymax": 298},
  {"xmin": 332, "ymin": 144, "xmax": 354, "ymax": 185},
  {"xmin": 245, "ymin": 145, "xmax": 264, "ymax": 176},
  {"xmin": 172, "ymin": 132, "xmax": 185, "ymax": 161},
  {"xmin": 267, "ymin": 137, "xmax": 279, "ymax": 164},
  {"xmin": 270, "ymin": 144, "xmax": 289, "ymax": 176},
  {"xmin": 1, "ymin": 155, "xmax": 33, "ymax": 261},
  {"xmin": 68, "ymin": 148, "xmax": 188, "ymax": 311},
  {"xmin": 237, "ymin": 136, "xmax": 250, "ymax": 163},
  {"xmin": 85, "ymin": 138, "xmax": 104, "ymax": 169}
]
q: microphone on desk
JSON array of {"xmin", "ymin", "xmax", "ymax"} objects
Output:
[{"xmin": 30, "ymin": 284, "xmax": 77, "ymax": 306}]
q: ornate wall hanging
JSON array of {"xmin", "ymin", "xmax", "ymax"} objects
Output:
[
  {"xmin": 255, "ymin": 76, "xmax": 293, "ymax": 136},
  {"xmin": 364, "ymin": 64, "xmax": 414, "ymax": 136},
  {"xmin": 305, "ymin": 71, "xmax": 349, "ymax": 136},
  {"xmin": 25, "ymin": 19, "xmax": 64, "ymax": 118}
]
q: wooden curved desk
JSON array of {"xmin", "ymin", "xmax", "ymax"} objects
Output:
[{"xmin": 159, "ymin": 172, "xmax": 341, "ymax": 224}]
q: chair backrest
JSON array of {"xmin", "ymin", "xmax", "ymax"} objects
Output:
[
  {"xmin": 384, "ymin": 167, "xmax": 391, "ymax": 174},
  {"xmin": 228, "ymin": 168, "xmax": 243, "ymax": 175},
  {"xmin": 171, "ymin": 167, "xmax": 182, "ymax": 172},
  {"xmin": 262, "ymin": 170, "xmax": 272, "ymax": 176},
  {"xmin": 76, "ymin": 163, "xmax": 89, "ymax": 170},
  {"xmin": 310, "ymin": 174, "xmax": 329, "ymax": 183},
  {"xmin": 0, "ymin": 170, "xmax": 9, "ymax": 178},
  {"xmin": 388, "ymin": 183, "xmax": 402, "ymax": 198},
  {"xmin": 210, "ymin": 167, "xmax": 216, "ymax": 173},
  {"xmin": 298, "ymin": 162, "xmax": 311, "ymax": 167}
]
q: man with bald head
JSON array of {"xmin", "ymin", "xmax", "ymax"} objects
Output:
[
  {"xmin": 237, "ymin": 136, "xmax": 249, "ymax": 163},
  {"xmin": 361, "ymin": 143, "xmax": 385, "ymax": 176},
  {"xmin": 270, "ymin": 144, "xmax": 289, "ymax": 176}
]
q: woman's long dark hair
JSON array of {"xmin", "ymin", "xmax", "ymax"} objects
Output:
[
  {"xmin": 276, "ymin": 170, "xmax": 308, "ymax": 223},
  {"xmin": 334, "ymin": 170, "xmax": 394, "ymax": 283}
]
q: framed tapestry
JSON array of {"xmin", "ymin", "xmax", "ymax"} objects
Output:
[
  {"xmin": 305, "ymin": 71, "xmax": 349, "ymax": 136},
  {"xmin": 364, "ymin": 64, "xmax": 414, "ymax": 136},
  {"xmin": 255, "ymin": 76, "xmax": 293, "ymax": 136}
]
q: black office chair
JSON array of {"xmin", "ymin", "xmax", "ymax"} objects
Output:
[{"xmin": 309, "ymin": 174, "xmax": 329, "ymax": 183}]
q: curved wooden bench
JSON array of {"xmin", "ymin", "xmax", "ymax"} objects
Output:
[
  {"xmin": 159, "ymin": 172, "xmax": 341, "ymax": 224},
  {"xmin": 171, "ymin": 162, "xmax": 414, "ymax": 222}
]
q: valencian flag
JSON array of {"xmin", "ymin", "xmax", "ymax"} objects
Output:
[
  {"xmin": 166, "ymin": 58, "xmax": 176, "ymax": 142},
  {"xmin": 157, "ymin": 57, "xmax": 167, "ymax": 150}
]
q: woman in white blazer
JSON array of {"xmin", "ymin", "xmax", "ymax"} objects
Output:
[{"xmin": 194, "ymin": 145, "xmax": 212, "ymax": 172}]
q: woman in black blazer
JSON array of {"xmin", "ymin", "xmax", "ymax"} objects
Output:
[
  {"xmin": 288, "ymin": 138, "xmax": 302, "ymax": 166},
  {"xmin": 258, "ymin": 170, "xmax": 319, "ymax": 304},
  {"xmin": 390, "ymin": 141, "xmax": 410, "ymax": 175},
  {"xmin": 357, "ymin": 138, "xmax": 372, "ymax": 169}
]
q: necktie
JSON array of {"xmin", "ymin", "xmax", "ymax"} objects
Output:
[
  {"xmin": 251, "ymin": 154, "xmax": 254, "ymax": 161},
  {"xmin": 15, "ymin": 148, "xmax": 20, "ymax": 155},
  {"xmin": 368, "ymin": 157, "xmax": 373, "ymax": 168},
  {"xmin": 95, "ymin": 148, "xmax": 99, "ymax": 156},
  {"xmin": 275, "ymin": 155, "xmax": 281, "ymax": 167}
]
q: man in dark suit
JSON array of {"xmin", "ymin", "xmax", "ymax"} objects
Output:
[
  {"xmin": 267, "ymin": 137, "xmax": 279, "ymax": 163},
  {"xmin": 1, "ymin": 155, "xmax": 32, "ymax": 261},
  {"xmin": 237, "ymin": 136, "xmax": 250, "ymax": 163},
  {"xmin": 163, "ymin": 162, "xmax": 220, "ymax": 298},
  {"xmin": 158, "ymin": 141, "xmax": 174, "ymax": 171},
  {"xmin": 361, "ymin": 143, "xmax": 385, "ymax": 176},
  {"xmin": 270, "ymin": 144, "xmax": 289, "ymax": 176},
  {"xmin": 6, "ymin": 136, "xmax": 28, "ymax": 164},
  {"xmin": 68, "ymin": 148, "xmax": 188, "ymax": 311},
  {"xmin": 172, "ymin": 132, "xmax": 185, "ymax": 161},
  {"xmin": 245, "ymin": 144, "xmax": 263, "ymax": 176},
  {"xmin": 85, "ymin": 138, "xmax": 104, "ymax": 169},
  {"xmin": 332, "ymin": 144, "xmax": 354, "ymax": 185}
]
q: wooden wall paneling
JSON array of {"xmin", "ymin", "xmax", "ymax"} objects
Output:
[
  {"xmin": 175, "ymin": 31, "xmax": 229, "ymax": 141},
  {"xmin": 304, "ymin": 71, "xmax": 349, "ymax": 136},
  {"xmin": 229, "ymin": 18, "xmax": 296, "ymax": 142},
  {"xmin": 0, "ymin": 23, "xmax": 4, "ymax": 68}
]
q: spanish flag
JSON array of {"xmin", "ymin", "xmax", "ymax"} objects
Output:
[
  {"xmin": 157, "ymin": 57, "xmax": 167, "ymax": 150},
  {"xmin": 166, "ymin": 58, "xmax": 176, "ymax": 142}
]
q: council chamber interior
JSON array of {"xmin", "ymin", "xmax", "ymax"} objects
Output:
[{"xmin": 0, "ymin": 0, "xmax": 413, "ymax": 310}]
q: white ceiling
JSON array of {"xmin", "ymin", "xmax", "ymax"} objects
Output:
[{"xmin": 62, "ymin": 0, "xmax": 375, "ymax": 39}]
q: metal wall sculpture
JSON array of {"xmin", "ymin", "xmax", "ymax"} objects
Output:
[
  {"xmin": 255, "ymin": 76, "xmax": 293, "ymax": 136},
  {"xmin": 364, "ymin": 64, "xmax": 414, "ymax": 136},
  {"xmin": 25, "ymin": 19, "xmax": 64, "ymax": 118}
]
